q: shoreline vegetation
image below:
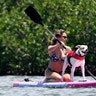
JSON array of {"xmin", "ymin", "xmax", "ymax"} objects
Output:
[{"xmin": 0, "ymin": 0, "xmax": 96, "ymax": 76}]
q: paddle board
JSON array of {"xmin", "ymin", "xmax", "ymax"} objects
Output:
[{"xmin": 13, "ymin": 80, "xmax": 96, "ymax": 88}]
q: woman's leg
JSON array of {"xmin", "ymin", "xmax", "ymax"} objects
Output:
[
  {"xmin": 43, "ymin": 68, "xmax": 62, "ymax": 82},
  {"xmin": 63, "ymin": 73, "xmax": 71, "ymax": 82}
]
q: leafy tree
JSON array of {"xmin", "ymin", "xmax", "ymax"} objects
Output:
[{"xmin": 0, "ymin": 0, "xmax": 96, "ymax": 75}]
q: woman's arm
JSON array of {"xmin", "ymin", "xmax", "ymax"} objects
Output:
[
  {"xmin": 60, "ymin": 45, "xmax": 72, "ymax": 58},
  {"xmin": 48, "ymin": 43, "xmax": 60, "ymax": 54},
  {"xmin": 65, "ymin": 46, "xmax": 72, "ymax": 52}
]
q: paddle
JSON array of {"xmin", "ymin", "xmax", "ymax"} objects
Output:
[
  {"xmin": 85, "ymin": 66, "xmax": 96, "ymax": 80},
  {"xmin": 24, "ymin": 6, "xmax": 96, "ymax": 81},
  {"xmin": 24, "ymin": 6, "xmax": 66, "ymax": 49}
]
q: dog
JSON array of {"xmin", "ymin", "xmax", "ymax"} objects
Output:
[{"xmin": 62, "ymin": 45, "xmax": 88, "ymax": 81}]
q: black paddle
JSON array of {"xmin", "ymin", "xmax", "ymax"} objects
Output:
[
  {"xmin": 25, "ymin": 6, "xmax": 43, "ymax": 26},
  {"xmin": 24, "ymin": 6, "xmax": 66, "ymax": 49}
]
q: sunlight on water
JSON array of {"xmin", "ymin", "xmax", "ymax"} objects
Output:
[{"xmin": 0, "ymin": 76, "xmax": 96, "ymax": 96}]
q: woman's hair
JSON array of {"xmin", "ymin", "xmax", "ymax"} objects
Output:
[{"xmin": 51, "ymin": 29, "xmax": 66, "ymax": 45}]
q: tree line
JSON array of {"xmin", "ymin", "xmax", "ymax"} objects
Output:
[{"xmin": 0, "ymin": 0, "xmax": 96, "ymax": 75}]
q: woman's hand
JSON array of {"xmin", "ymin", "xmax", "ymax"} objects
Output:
[{"xmin": 59, "ymin": 41, "xmax": 66, "ymax": 49}]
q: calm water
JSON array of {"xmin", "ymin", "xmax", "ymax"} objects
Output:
[{"xmin": 0, "ymin": 76, "xmax": 96, "ymax": 96}]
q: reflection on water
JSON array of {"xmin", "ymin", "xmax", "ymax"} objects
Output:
[{"xmin": 0, "ymin": 76, "xmax": 96, "ymax": 96}]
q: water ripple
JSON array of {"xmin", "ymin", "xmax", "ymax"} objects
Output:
[{"xmin": 0, "ymin": 76, "xmax": 96, "ymax": 96}]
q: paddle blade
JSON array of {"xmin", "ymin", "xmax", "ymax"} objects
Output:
[{"xmin": 25, "ymin": 6, "xmax": 43, "ymax": 26}]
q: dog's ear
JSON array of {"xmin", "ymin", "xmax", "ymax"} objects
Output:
[{"xmin": 75, "ymin": 45, "xmax": 81, "ymax": 48}]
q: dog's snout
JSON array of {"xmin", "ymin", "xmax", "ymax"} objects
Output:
[
  {"xmin": 86, "ymin": 49, "xmax": 88, "ymax": 52},
  {"xmin": 82, "ymin": 49, "xmax": 88, "ymax": 54}
]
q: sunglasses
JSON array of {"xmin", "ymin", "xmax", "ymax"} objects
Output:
[{"xmin": 62, "ymin": 36, "xmax": 67, "ymax": 39}]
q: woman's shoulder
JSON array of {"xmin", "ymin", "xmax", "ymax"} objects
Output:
[{"xmin": 65, "ymin": 45, "xmax": 72, "ymax": 51}]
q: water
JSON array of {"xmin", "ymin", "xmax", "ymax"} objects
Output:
[{"xmin": 0, "ymin": 76, "xmax": 96, "ymax": 96}]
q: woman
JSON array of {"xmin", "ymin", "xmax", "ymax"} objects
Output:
[{"xmin": 44, "ymin": 29, "xmax": 72, "ymax": 82}]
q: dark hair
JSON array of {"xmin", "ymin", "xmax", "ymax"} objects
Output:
[{"xmin": 51, "ymin": 29, "xmax": 66, "ymax": 45}]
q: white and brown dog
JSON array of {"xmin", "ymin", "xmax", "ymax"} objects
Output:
[{"xmin": 62, "ymin": 45, "xmax": 88, "ymax": 81}]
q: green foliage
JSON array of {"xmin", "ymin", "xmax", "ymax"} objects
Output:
[{"xmin": 0, "ymin": 0, "xmax": 96, "ymax": 75}]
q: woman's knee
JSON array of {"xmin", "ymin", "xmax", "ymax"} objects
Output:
[
  {"xmin": 52, "ymin": 74, "xmax": 62, "ymax": 82},
  {"xmin": 63, "ymin": 73, "xmax": 71, "ymax": 82}
]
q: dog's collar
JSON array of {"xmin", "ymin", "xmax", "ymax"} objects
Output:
[{"xmin": 68, "ymin": 51, "xmax": 85, "ymax": 60}]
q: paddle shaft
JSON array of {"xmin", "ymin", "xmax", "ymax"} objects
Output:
[
  {"xmin": 85, "ymin": 66, "xmax": 96, "ymax": 80},
  {"xmin": 25, "ymin": 6, "xmax": 66, "ymax": 49},
  {"xmin": 43, "ymin": 24, "xmax": 66, "ymax": 49}
]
